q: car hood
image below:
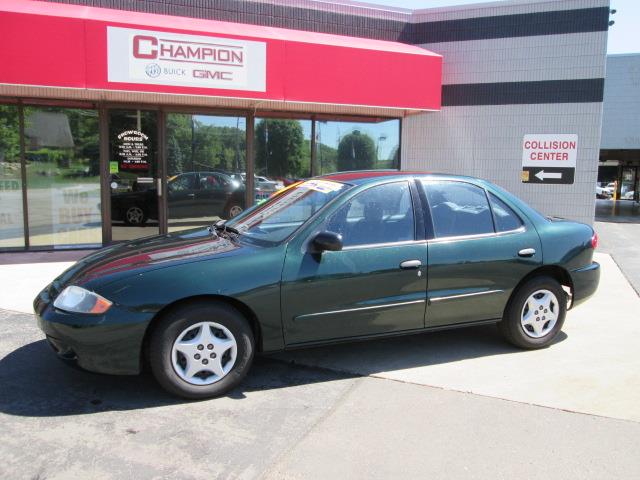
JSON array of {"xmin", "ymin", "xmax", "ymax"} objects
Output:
[{"xmin": 53, "ymin": 227, "xmax": 251, "ymax": 290}]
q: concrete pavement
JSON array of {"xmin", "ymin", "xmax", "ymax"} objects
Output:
[
  {"xmin": 1, "ymin": 308, "xmax": 639, "ymax": 480},
  {"xmin": 595, "ymin": 221, "xmax": 640, "ymax": 294},
  {"xmin": 275, "ymin": 253, "xmax": 640, "ymax": 422},
  {"xmin": 1, "ymin": 231, "xmax": 639, "ymax": 478}
]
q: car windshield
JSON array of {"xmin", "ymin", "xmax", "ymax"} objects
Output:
[{"xmin": 226, "ymin": 179, "xmax": 351, "ymax": 245}]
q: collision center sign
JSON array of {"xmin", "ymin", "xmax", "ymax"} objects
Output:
[
  {"xmin": 107, "ymin": 27, "xmax": 267, "ymax": 92},
  {"xmin": 521, "ymin": 134, "xmax": 577, "ymax": 184}
]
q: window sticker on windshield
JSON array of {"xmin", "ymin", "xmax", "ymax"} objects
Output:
[{"xmin": 301, "ymin": 180, "xmax": 343, "ymax": 194}]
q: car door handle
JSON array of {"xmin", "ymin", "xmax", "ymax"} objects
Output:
[
  {"xmin": 187, "ymin": 193, "xmax": 196, "ymax": 198},
  {"xmin": 400, "ymin": 260, "xmax": 422, "ymax": 269},
  {"xmin": 518, "ymin": 248, "xmax": 536, "ymax": 257}
]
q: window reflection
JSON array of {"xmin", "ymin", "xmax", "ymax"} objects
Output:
[
  {"xmin": 25, "ymin": 107, "xmax": 101, "ymax": 248},
  {"xmin": 0, "ymin": 105, "xmax": 24, "ymax": 248},
  {"xmin": 166, "ymin": 114, "xmax": 247, "ymax": 230},
  {"xmin": 315, "ymin": 119, "xmax": 400, "ymax": 174}
]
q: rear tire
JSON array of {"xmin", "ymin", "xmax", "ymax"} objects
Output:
[
  {"xmin": 148, "ymin": 301, "xmax": 254, "ymax": 399},
  {"xmin": 499, "ymin": 276, "xmax": 567, "ymax": 349}
]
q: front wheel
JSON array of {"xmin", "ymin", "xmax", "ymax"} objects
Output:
[
  {"xmin": 498, "ymin": 276, "xmax": 567, "ymax": 349},
  {"xmin": 148, "ymin": 301, "xmax": 255, "ymax": 399},
  {"xmin": 124, "ymin": 205, "xmax": 147, "ymax": 225}
]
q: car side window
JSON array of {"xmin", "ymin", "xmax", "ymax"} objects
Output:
[
  {"xmin": 423, "ymin": 181, "xmax": 494, "ymax": 238},
  {"xmin": 488, "ymin": 192, "xmax": 523, "ymax": 232},
  {"xmin": 326, "ymin": 182, "xmax": 415, "ymax": 247},
  {"xmin": 200, "ymin": 173, "xmax": 223, "ymax": 190},
  {"xmin": 170, "ymin": 174, "xmax": 197, "ymax": 192}
]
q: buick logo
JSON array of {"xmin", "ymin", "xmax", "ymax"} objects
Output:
[{"xmin": 145, "ymin": 63, "xmax": 161, "ymax": 78}]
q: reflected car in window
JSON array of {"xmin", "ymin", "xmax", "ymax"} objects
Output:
[
  {"xmin": 35, "ymin": 172, "xmax": 600, "ymax": 399},
  {"xmin": 110, "ymin": 171, "xmax": 260, "ymax": 225}
]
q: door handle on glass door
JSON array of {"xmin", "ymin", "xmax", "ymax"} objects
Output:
[
  {"xmin": 518, "ymin": 248, "xmax": 536, "ymax": 257},
  {"xmin": 400, "ymin": 260, "xmax": 422, "ymax": 269}
]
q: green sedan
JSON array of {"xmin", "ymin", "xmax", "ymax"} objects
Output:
[{"xmin": 35, "ymin": 171, "xmax": 600, "ymax": 399}]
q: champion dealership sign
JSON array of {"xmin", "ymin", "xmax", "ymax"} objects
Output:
[{"xmin": 107, "ymin": 27, "xmax": 267, "ymax": 92}]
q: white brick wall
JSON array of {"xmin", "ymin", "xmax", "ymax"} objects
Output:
[
  {"xmin": 402, "ymin": 0, "xmax": 609, "ymax": 225},
  {"xmin": 601, "ymin": 54, "xmax": 640, "ymax": 149}
]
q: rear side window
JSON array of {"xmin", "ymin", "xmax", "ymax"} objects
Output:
[
  {"xmin": 488, "ymin": 192, "xmax": 523, "ymax": 232},
  {"xmin": 423, "ymin": 181, "xmax": 494, "ymax": 238}
]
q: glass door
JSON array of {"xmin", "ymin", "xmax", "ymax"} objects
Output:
[
  {"xmin": 165, "ymin": 113, "xmax": 247, "ymax": 231},
  {"xmin": 108, "ymin": 109, "xmax": 160, "ymax": 241}
]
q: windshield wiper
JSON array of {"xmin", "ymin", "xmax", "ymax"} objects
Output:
[{"xmin": 213, "ymin": 220, "xmax": 241, "ymax": 236}]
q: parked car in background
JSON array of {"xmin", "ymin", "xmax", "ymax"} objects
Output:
[
  {"xmin": 36, "ymin": 171, "xmax": 600, "ymax": 399},
  {"xmin": 111, "ymin": 172, "xmax": 270, "ymax": 225},
  {"xmin": 596, "ymin": 184, "xmax": 610, "ymax": 199}
]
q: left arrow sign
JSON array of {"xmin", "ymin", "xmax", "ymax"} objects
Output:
[{"xmin": 534, "ymin": 170, "xmax": 562, "ymax": 181}]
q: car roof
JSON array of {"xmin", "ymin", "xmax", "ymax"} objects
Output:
[{"xmin": 319, "ymin": 170, "xmax": 481, "ymax": 185}]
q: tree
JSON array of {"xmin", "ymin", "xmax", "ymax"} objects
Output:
[
  {"xmin": 0, "ymin": 106, "xmax": 20, "ymax": 163},
  {"xmin": 337, "ymin": 130, "xmax": 376, "ymax": 171},
  {"xmin": 255, "ymin": 119, "xmax": 304, "ymax": 178}
]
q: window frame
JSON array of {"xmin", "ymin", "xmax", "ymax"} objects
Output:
[
  {"xmin": 487, "ymin": 190, "xmax": 525, "ymax": 234},
  {"xmin": 419, "ymin": 178, "xmax": 526, "ymax": 242}
]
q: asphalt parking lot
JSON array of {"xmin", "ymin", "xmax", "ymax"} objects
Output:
[{"xmin": 1, "ymin": 247, "xmax": 639, "ymax": 478}]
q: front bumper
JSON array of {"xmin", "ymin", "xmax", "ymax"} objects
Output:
[
  {"xmin": 569, "ymin": 261, "xmax": 600, "ymax": 308},
  {"xmin": 34, "ymin": 285, "xmax": 154, "ymax": 375}
]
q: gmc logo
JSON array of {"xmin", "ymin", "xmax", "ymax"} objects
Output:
[{"xmin": 193, "ymin": 70, "xmax": 233, "ymax": 81}]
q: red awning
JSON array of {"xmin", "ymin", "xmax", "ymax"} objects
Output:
[{"xmin": 0, "ymin": 0, "xmax": 442, "ymax": 112}]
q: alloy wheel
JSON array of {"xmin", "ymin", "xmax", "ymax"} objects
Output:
[
  {"xmin": 126, "ymin": 206, "xmax": 144, "ymax": 225},
  {"xmin": 228, "ymin": 205, "xmax": 243, "ymax": 218}
]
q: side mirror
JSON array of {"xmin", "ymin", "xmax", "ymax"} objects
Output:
[{"xmin": 310, "ymin": 231, "xmax": 343, "ymax": 253}]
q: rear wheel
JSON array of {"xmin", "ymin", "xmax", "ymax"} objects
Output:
[
  {"xmin": 499, "ymin": 276, "xmax": 567, "ymax": 349},
  {"xmin": 149, "ymin": 301, "xmax": 254, "ymax": 399},
  {"xmin": 225, "ymin": 204, "xmax": 244, "ymax": 218}
]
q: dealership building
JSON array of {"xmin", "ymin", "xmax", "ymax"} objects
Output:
[{"xmin": 0, "ymin": 0, "xmax": 610, "ymax": 250}]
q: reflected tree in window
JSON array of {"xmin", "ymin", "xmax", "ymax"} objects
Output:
[
  {"xmin": 337, "ymin": 130, "xmax": 376, "ymax": 171},
  {"xmin": 255, "ymin": 119, "xmax": 306, "ymax": 178}
]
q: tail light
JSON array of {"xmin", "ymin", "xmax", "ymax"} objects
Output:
[{"xmin": 591, "ymin": 232, "xmax": 598, "ymax": 249}]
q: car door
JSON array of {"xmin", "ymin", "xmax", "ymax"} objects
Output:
[
  {"xmin": 420, "ymin": 179, "xmax": 542, "ymax": 327},
  {"xmin": 166, "ymin": 173, "xmax": 199, "ymax": 219},
  {"xmin": 281, "ymin": 180, "xmax": 428, "ymax": 345}
]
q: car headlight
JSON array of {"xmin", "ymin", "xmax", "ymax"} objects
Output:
[{"xmin": 53, "ymin": 286, "xmax": 113, "ymax": 314}]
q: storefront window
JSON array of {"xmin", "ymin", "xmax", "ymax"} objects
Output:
[
  {"xmin": 166, "ymin": 114, "xmax": 246, "ymax": 230},
  {"xmin": 315, "ymin": 119, "xmax": 400, "ymax": 175},
  {"xmin": 24, "ymin": 107, "xmax": 101, "ymax": 248},
  {"xmin": 255, "ymin": 118, "xmax": 312, "ymax": 188},
  {"xmin": 0, "ymin": 105, "xmax": 24, "ymax": 248}
]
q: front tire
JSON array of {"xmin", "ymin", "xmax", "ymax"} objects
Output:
[
  {"xmin": 148, "ymin": 301, "xmax": 255, "ymax": 399},
  {"xmin": 499, "ymin": 276, "xmax": 567, "ymax": 349}
]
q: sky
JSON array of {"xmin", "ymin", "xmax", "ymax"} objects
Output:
[{"xmin": 360, "ymin": 0, "xmax": 638, "ymax": 54}]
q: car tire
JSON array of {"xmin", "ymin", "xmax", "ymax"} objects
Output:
[
  {"xmin": 498, "ymin": 276, "xmax": 567, "ymax": 349},
  {"xmin": 124, "ymin": 205, "xmax": 147, "ymax": 226},
  {"xmin": 148, "ymin": 301, "xmax": 255, "ymax": 399},
  {"xmin": 225, "ymin": 203, "xmax": 244, "ymax": 219}
]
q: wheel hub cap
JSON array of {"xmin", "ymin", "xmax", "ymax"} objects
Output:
[
  {"xmin": 520, "ymin": 289, "xmax": 559, "ymax": 338},
  {"xmin": 171, "ymin": 322, "xmax": 237, "ymax": 386}
]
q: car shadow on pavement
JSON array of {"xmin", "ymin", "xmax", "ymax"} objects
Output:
[
  {"xmin": 270, "ymin": 323, "xmax": 568, "ymax": 378},
  {"xmin": 0, "ymin": 339, "xmax": 356, "ymax": 417},
  {"xmin": 0, "ymin": 325, "xmax": 566, "ymax": 418}
]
